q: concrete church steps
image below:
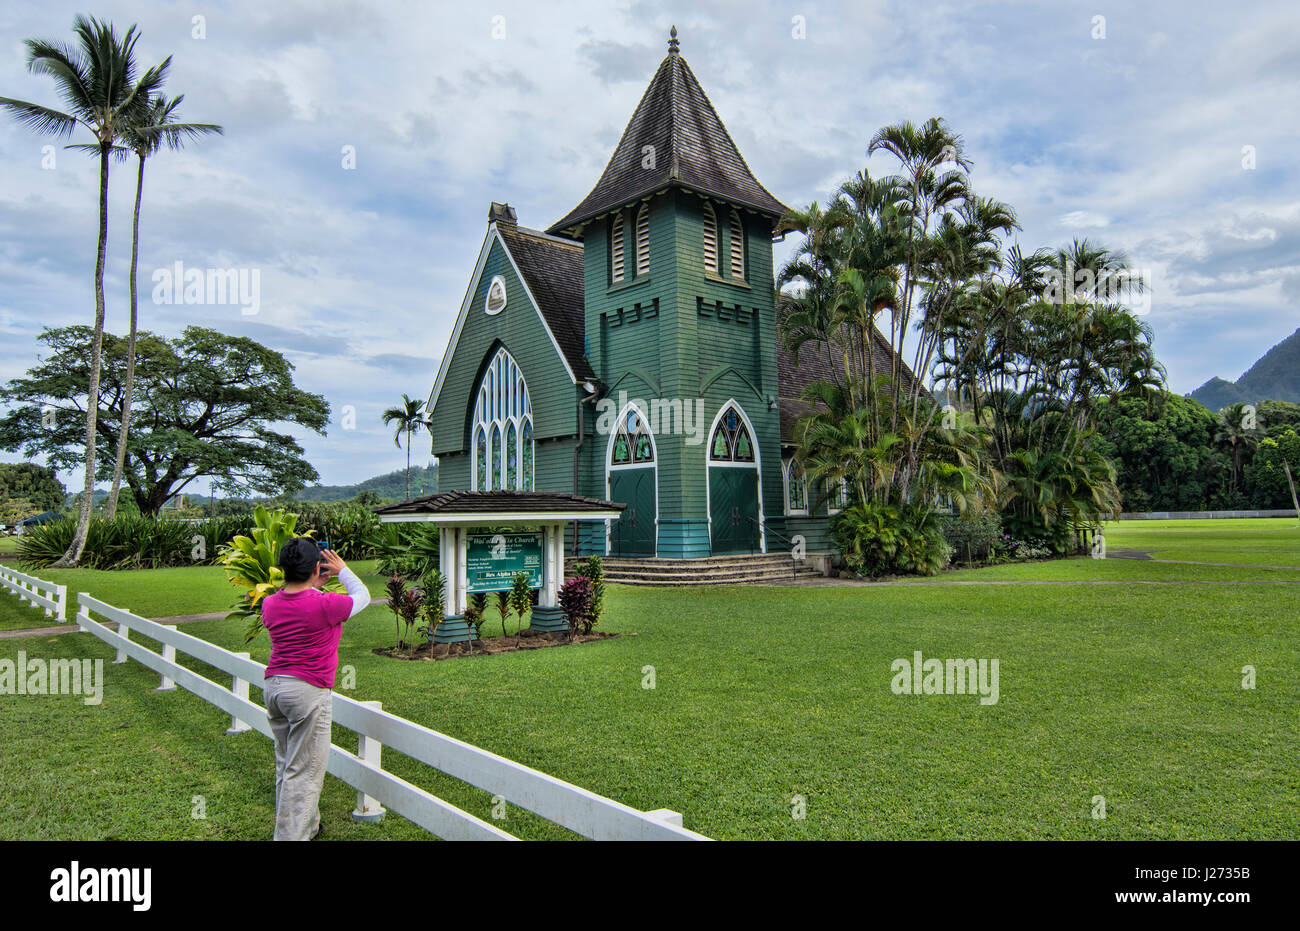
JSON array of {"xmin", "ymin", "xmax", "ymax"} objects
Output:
[{"xmin": 567, "ymin": 553, "xmax": 825, "ymax": 586}]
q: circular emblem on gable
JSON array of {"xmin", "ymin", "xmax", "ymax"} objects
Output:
[{"xmin": 485, "ymin": 276, "xmax": 507, "ymax": 315}]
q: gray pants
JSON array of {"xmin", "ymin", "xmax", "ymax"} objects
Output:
[{"xmin": 265, "ymin": 675, "xmax": 333, "ymax": 841}]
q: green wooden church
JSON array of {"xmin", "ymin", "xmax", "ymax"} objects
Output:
[{"xmin": 426, "ymin": 29, "xmax": 900, "ymax": 565}]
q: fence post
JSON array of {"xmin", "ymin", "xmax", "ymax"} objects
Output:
[
  {"xmin": 226, "ymin": 653, "xmax": 253, "ymax": 735},
  {"xmin": 352, "ymin": 700, "xmax": 387, "ymax": 823},
  {"xmin": 55, "ymin": 585, "xmax": 67, "ymax": 622},
  {"xmin": 645, "ymin": 808, "xmax": 684, "ymax": 828},
  {"xmin": 113, "ymin": 618, "xmax": 131, "ymax": 664},
  {"xmin": 155, "ymin": 626, "xmax": 178, "ymax": 692}
]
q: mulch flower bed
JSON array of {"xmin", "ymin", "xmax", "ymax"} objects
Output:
[{"xmin": 374, "ymin": 629, "xmax": 628, "ymax": 661}]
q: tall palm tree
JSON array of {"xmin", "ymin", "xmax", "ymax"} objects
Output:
[
  {"xmin": 104, "ymin": 94, "xmax": 223, "ymax": 519},
  {"xmin": 382, "ymin": 394, "xmax": 429, "ymax": 501},
  {"xmin": 1214, "ymin": 402, "xmax": 1261, "ymax": 495},
  {"xmin": 0, "ymin": 16, "xmax": 167, "ymax": 565},
  {"xmin": 868, "ymin": 117, "xmax": 971, "ymax": 405}
]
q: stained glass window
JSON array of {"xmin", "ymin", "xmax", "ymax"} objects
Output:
[
  {"xmin": 611, "ymin": 409, "xmax": 653, "ymax": 466},
  {"xmin": 476, "ymin": 428, "xmax": 487, "ymax": 491},
  {"xmin": 710, "ymin": 405, "xmax": 755, "ymax": 462},
  {"xmin": 491, "ymin": 426, "xmax": 501, "ymax": 486},
  {"xmin": 505, "ymin": 423, "xmax": 517, "ymax": 490},
  {"xmin": 522, "ymin": 421, "xmax": 533, "ymax": 490},
  {"xmin": 786, "ymin": 461, "xmax": 807, "ymax": 512},
  {"xmin": 472, "ymin": 347, "xmax": 533, "ymax": 491}
]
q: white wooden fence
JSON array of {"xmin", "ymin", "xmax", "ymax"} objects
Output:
[
  {"xmin": 0, "ymin": 564, "xmax": 67, "ymax": 621},
  {"xmin": 73, "ymin": 593, "xmax": 708, "ymax": 841}
]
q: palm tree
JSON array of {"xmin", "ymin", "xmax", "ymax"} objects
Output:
[
  {"xmin": 104, "ymin": 94, "xmax": 223, "ymax": 519},
  {"xmin": 382, "ymin": 394, "xmax": 429, "ymax": 501},
  {"xmin": 0, "ymin": 16, "xmax": 167, "ymax": 565},
  {"xmin": 1214, "ymin": 403, "xmax": 1261, "ymax": 495}
]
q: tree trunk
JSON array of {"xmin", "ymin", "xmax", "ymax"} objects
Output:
[
  {"xmin": 106, "ymin": 154, "xmax": 146, "ymax": 519},
  {"xmin": 52, "ymin": 145, "xmax": 111, "ymax": 568},
  {"xmin": 1283, "ymin": 458, "xmax": 1300, "ymax": 524},
  {"xmin": 405, "ymin": 427, "xmax": 412, "ymax": 500}
]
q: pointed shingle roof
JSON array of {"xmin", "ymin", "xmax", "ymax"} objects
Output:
[
  {"xmin": 495, "ymin": 221, "xmax": 594, "ymax": 380},
  {"xmin": 548, "ymin": 39, "xmax": 787, "ymax": 237}
]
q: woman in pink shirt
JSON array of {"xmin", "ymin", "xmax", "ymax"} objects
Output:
[{"xmin": 261, "ymin": 538, "xmax": 370, "ymax": 840}]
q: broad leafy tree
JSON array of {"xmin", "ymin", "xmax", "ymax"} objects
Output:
[
  {"xmin": 0, "ymin": 326, "xmax": 329, "ymax": 514},
  {"xmin": 0, "ymin": 463, "xmax": 66, "ymax": 514}
]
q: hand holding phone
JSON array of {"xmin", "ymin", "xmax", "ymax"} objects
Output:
[{"xmin": 319, "ymin": 548, "xmax": 346, "ymax": 579}]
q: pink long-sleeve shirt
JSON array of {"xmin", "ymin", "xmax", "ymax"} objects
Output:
[{"xmin": 262, "ymin": 568, "xmax": 368, "ymax": 688}]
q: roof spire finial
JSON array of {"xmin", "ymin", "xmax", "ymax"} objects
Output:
[{"xmin": 668, "ymin": 25, "xmax": 679, "ymax": 55}]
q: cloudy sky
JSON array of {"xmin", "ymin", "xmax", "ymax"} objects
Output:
[{"xmin": 1, "ymin": 0, "xmax": 1296, "ymax": 493}]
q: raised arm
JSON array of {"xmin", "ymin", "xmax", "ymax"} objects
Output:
[{"xmin": 320, "ymin": 550, "xmax": 371, "ymax": 619}]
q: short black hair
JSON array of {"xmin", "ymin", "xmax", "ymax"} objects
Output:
[{"xmin": 278, "ymin": 537, "xmax": 324, "ymax": 582}]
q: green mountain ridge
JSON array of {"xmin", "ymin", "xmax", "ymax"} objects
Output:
[
  {"xmin": 67, "ymin": 464, "xmax": 439, "ymax": 507},
  {"xmin": 295, "ymin": 464, "xmax": 438, "ymax": 502},
  {"xmin": 1190, "ymin": 327, "xmax": 1300, "ymax": 411}
]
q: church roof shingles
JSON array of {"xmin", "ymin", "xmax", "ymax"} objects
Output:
[
  {"xmin": 547, "ymin": 46, "xmax": 788, "ymax": 236},
  {"xmin": 496, "ymin": 223, "xmax": 594, "ymax": 381}
]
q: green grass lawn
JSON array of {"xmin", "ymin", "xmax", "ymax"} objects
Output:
[
  {"xmin": 1102, "ymin": 517, "xmax": 1300, "ymax": 567},
  {"xmin": 0, "ymin": 536, "xmax": 18, "ymax": 555},
  {"xmin": 1, "ymin": 524, "xmax": 1296, "ymax": 840}
]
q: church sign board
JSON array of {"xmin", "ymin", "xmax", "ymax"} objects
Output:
[{"xmin": 466, "ymin": 531, "xmax": 543, "ymax": 592}]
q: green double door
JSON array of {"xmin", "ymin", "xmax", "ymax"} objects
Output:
[
  {"xmin": 709, "ymin": 467, "xmax": 760, "ymax": 554},
  {"xmin": 609, "ymin": 467, "xmax": 656, "ymax": 555}
]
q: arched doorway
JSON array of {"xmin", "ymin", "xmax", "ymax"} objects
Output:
[
  {"xmin": 605, "ymin": 405, "xmax": 657, "ymax": 555},
  {"xmin": 707, "ymin": 402, "xmax": 763, "ymax": 554}
]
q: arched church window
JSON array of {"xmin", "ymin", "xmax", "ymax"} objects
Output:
[
  {"xmin": 521, "ymin": 421, "xmax": 534, "ymax": 490},
  {"xmin": 636, "ymin": 204, "xmax": 650, "ymax": 276},
  {"xmin": 827, "ymin": 477, "xmax": 849, "ymax": 513},
  {"xmin": 710, "ymin": 406, "xmax": 755, "ymax": 462},
  {"xmin": 611, "ymin": 409, "xmax": 654, "ymax": 466},
  {"xmin": 611, "ymin": 212, "xmax": 625, "ymax": 283},
  {"xmin": 785, "ymin": 460, "xmax": 807, "ymax": 513},
  {"xmin": 729, "ymin": 209, "xmax": 745, "ymax": 280},
  {"xmin": 475, "ymin": 427, "xmax": 487, "ymax": 491},
  {"xmin": 702, "ymin": 203, "xmax": 718, "ymax": 275},
  {"xmin": 472, "ymin": 347, "xmax": 534, "ymax": 491}
]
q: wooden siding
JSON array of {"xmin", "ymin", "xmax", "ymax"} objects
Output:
[{"xmin": 429, "ymin": 236, "xmax": 579, "ymax": 464}]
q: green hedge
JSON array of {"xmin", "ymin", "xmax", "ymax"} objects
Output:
[{"xmin": 19, "ymin": 515, "xmax": 255, "ymax": 570}]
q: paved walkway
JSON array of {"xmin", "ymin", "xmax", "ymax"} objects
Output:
[
  {"xmin": 1106, "ymin": 551, "xmax": 1300, "ymax": 571},
  {"xmin": 0, "ymin": 609, "xmax": 227, "ymax": 641}
]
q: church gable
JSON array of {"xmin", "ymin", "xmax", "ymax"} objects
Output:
[{"xmin": 428, "ymin": 217, "xmax": 587, "ymax": 458}]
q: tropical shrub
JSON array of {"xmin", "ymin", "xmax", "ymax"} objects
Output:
[
  {"xmin": 494, "ymin": 590, "xmax": 512, "ymax": 638},
  {"xmin": 509, "ymin": 572, "xmax": 532, "ymax": 635},
  {"xmin": 558, "ymin": 576, "xmax": 594, "ymax": 636},
  {"xmin": 465, "ymin": 592, "xmax": 488, "ymax": 639},
  {"xmin": 367, "ymin": 522, "xmax": 439, "ymax": 577},
  {"xmin": 291, "ymin": 501, "xmax": 381, "ymax": 560},
  {"xmin": 582, "ymin": 555, "xmax": 605, "ymax": 630},
  {"xmin": 832, "ymin": 502, "xmax": 950, "ymax": 577},
  {"xmin": 19, "ymin": 513, "xmax": 254, "ymax": 570},
  {"xmin": 397, "ymin": 588, "xmax": 422, "ymax": 651},
  {"xmin": 416, "ymin": 569, "xmax": 445, "ymax": 645},
  {"xmin": 218, "ymin": 506, "xmax": 338, "ymax": 643},
  {"xmin": 940, "ymin": 512, "xmax": 1002, "ymax": 563}
]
